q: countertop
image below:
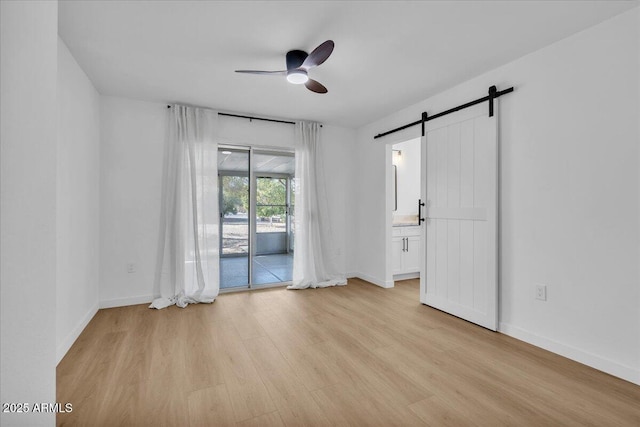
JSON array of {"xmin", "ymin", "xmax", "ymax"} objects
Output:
[
  {"xmin": 393, "ymin": 222, "xmax": 420, "ymax": 227},
  {"xmin": 392, "ymin": 214, "xmax": 419, "ymax": 227}
]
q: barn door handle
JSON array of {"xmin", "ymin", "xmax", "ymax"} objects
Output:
[{"xmin": 418, "ymin": 199, "xmax": 425, "ymax": 224}]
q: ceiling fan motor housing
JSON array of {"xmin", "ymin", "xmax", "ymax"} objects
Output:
[{"xmin": 286, "ymin": 49, "xmax": 308, "ymax": 70}]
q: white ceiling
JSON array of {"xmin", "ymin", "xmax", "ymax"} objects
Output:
[{"xmin": 58, "ymin": 1, "xmax": 636, "ymax": 128}]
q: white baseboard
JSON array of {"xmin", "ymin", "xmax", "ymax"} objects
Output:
[
  {"xmin": 499, "ymin": 322, "xmax": 640, "ymax": 385},
  {"xmin": 56, "ymin": 303, "xmax": 98, "ymax": 365},
  {"xmin": 99, "ymin": 294, "xmax": 154, "ymax": 309},
  {"xmin": 393, "ymin": 272, "xmax": 420, "ymax": 281},
  {"xmin": 348, "ymin": 272, "xmax": 394, "ymax": 288}
]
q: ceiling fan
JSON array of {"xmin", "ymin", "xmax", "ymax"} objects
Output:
[{"xmin": 235, "ymin": 40, "xmax": 334, "ymax": 94}]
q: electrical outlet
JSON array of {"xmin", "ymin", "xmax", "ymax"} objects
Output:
[
  {"xmin": 126, "ymin": 263, "xmax": 137, "ymax": 274},
  {"xmin": 535, "ymin": 284, "xmax": 547, "ymax": 301}
]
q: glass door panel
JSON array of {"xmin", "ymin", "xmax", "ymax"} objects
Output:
[
  {"xmin": 218, "ymin": 149, "xmax": 249, "ymax": 289},
  {"xmin": 254, "ymin": 176, "xmax": 288, "ymax": 285},
  {"xmin": 252, "ymin": 151, "xmax": 294, "ymax": 286}
]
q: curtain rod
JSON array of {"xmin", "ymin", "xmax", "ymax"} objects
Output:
[
  {"xmin": 166, "ymin": 105, "xmax": 322, "ymax": 127},
  {"xmin": 373, "ymin": 85, "xmax": 514, "ymax": 140},
  {"xmin": 218, "ymin": 112, "xmax": 295, "ymax": 125}
]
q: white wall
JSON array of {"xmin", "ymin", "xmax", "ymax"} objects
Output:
[
  {"xmin": 56, "ymin": 38, "xmax": 101, "ymax": 364},
  {"xmin": 0, "ymin": 1, "xmax": 59, "ymax": 425},
  {"xmin": 637, "ymin": 7, "xmax": 640, "ymax": 374},
  {"xmin": 354, "ymin": 9, "xmax": 639, "ymax": 384},
  {"xmin": 392, "ymin": 138, "xmax": 421, "ymax": 217},
  {"xmin": 99, "ymin": 97, "xmax": 165, "ymax": 307},
  {"xmin": 99, "ymin": 97, "xmax": 355, "ymax": 306}
]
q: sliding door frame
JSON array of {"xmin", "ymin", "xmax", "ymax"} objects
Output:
[{"xmin": 218, "ymin": 144, "xmax": 295, "ymax": 292}]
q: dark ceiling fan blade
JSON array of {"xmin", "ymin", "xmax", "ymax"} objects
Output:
[
  {"xmin": 235, "ymin": 70, "xmax": 287, "ymax": 75},
  {"xmin": 305, "ymin": 79, "xmax": 328, "ymax": 94},
  {"xmin": 301, "ymin": 40, "xmax": 334, "ymax": 70}
]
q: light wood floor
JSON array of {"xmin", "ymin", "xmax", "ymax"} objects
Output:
[{"xmin": 57, "ymin": 278, "xmax": 640, "ymax": 426}]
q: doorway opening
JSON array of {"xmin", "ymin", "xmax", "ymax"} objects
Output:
[
  {"xmin": 218, "ymin": 147, "xmax": 295, "ymax": 290},
  {"xmin": 386, "ymin": 137, "xmax": 422, "ymax": 288}
]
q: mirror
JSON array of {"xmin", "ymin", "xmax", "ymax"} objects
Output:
[{"xmin": 392, "ymin": 138, "xmax": 421, "ymax": 225}]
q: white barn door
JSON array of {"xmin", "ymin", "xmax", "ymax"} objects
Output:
[{"xmin": 420, "ymin": 102, "xmax": 498, "ymax": 331}]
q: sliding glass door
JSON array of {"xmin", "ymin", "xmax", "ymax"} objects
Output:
[{"xmin": 218, "ymin": 147, "xmax": 294, "ymax": 290}]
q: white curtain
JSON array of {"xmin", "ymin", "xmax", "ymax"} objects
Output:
[
  {"xmin": 150, "ymin": 104, "xmax": 219, "ymax": 309},
  {"xmin": 288, "ymin": 121, "xmax": 347, "ymax": 289}
]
